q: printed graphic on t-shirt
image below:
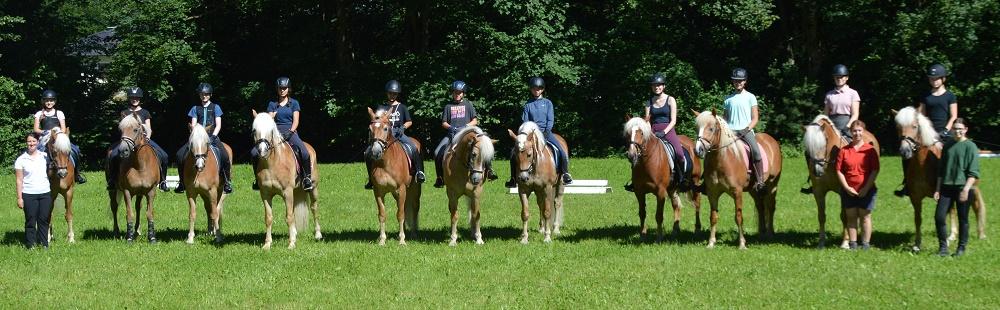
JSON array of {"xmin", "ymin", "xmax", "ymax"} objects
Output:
[
  {"xmin": 449, "ymin": 105, "xmax": 467, "ymax": 120},
  {"xmin": 388, "ymin": 110, "xmax": 401, "ymax": 124}
]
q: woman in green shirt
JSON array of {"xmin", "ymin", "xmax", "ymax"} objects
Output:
[{"xmin": 934, "ymin": 118, "xmax": 980, "ymax": 257}]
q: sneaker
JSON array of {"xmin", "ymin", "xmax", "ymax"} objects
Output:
[
  {"xmin": 862, "ymin": 242, "xmax": 871, "ymax": 251},
  {"xmin": 158, "ymin": 181, "xmax": 169, "ymax": 192},
  {"xmin": 937, "ymin": 246, "xmax": 950, "ymax": 257},
  {"xmin": 848, "ymin": 241, "xmax": 858, "ymax": 250},
  {"xmin": 364, "ymin": 181, "xmax": 373, "ymax": 190},
  {"xmin": 562, "ymin": 173, "xmax": 574, "ymax": 185},
  {"xmin": 953, "ymin": 247, "xmax": 966, "ymax": 257},
  {"xmin": 252, "ymin": 181, "xmax": 259, "ymax": 191},
  {"xmin": 623, "ymin": 183, "xmax": 634, "ymax": 192},
  {"xmin": 504, "ymin": 179, "xmax": 517, "ymax": 188},
  {"xmin": 75, "ymin": 174, "xmax": 87, "ymax": 184},
  {"xmin": 223, "ymin": 182, "xmax": 233, "ymax": 194},
  {"xmin": 486, "ymin": 170, "xmax": 499, "ymax": 180},
  {"xmin": 433, "ymin": 177, "xmax": 445, "ymax": 188},
  {"xmin": 302, "ymin": 177, "xmax": 314, "ymax": 191},
  {"xmin": 415, "ymin": 171, "xmax": 426, "ymax": 183}
]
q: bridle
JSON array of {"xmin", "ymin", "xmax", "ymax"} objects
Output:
[
  {"xmin": 465, "ymin": 133, "xmax": 488, "ymax": 183},
  {"xmin": 516, "ymin": 131, "xmax": 541, "ymax": 176},
  {"xmin": 46, "ymin": 131, "xmax": 69, "ymax": 178},
  {"xmin": 697, "ymin": 119, "xmax": 740, "ymax": 154},
  {"xmin": 120, "ymin": 118, "xmax": 150, "ymax": 156}
]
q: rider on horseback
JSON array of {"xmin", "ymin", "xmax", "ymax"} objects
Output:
[
  {"xmin": 252, "ymin": 77, "xmax": 314, "ymax": 191},
  {"xmin": 433, "ymin": 80, "xmax": 496, "ymax": 188},
  {"xmin": 724, "ymin": 68, "xmax": 766, "ymax": 192},
  {"xmin": 365, "ymin": 80, "xmax": 426, "ymax": 189},
  {"xmin": 105, "ymin": 87, "xmax": 170, "ymax": 192},
  {"xmin": 33, "ymin": 89, "xmax": 86, "ymax": 184},
  {"xmin": 825, "ymin": 64, "xmax": 861, "ymax": 140},
  {"xmin": 173, "ymin": 83, "xmax": 233, "ymax": 194},
  {"xmin": 505, "ymin": 77, "xmax": 573, "ymax": 187},
  {"xmin": 646, "ymin": 73, "xmax": 687, "ymax": 189}
]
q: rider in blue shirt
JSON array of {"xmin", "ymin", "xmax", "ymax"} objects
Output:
[
  {"xmin": 505, "ymin": 77, "xmax": 572, "ymax": 187},
  {"xmin": 250, "ymin": 77, "xmax": 314, "ymax": 190},
  {"xmin": 173, "ymin": 83, "xmax": 233, "ymax": 194},
  {"xmin": 365, "ymin": 80, "xmax": 427, "ymax": 189}
]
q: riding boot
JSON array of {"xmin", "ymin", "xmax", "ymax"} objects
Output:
[
  {"xmin": 505, "ymin": 149, "xmax": 517, "ymax": 188},
  {"xmin": 147, "ymin": 220, "xmax": 157, "ymax": 243},
  {"xmin": 364, "ymin": 156, "xmax": 373, "ymax": 190},
  {"xmin": 485, "ymin": 161, "xmax": 498, "ymax": 180},
  {"xmin": 673, "ymin": 156, "xmax": 686, "ymax": 191},
  {"xmin": 72, "ymin": 148, "xmax": 87, "ymax": 183},
  {"xmin": 752, "ymin": 160, "xmax": 766, "ymax": 193},
  {"xmin": 300, "ymin": 157, "xmax": 314, "ymax": 191},
  {"xmin": 174, "ymin": 161, "xmax": 186, "ymax": 193},
  {"xmin": 251, "ymin": 159, "xmax": 260, "ymax": 190}
]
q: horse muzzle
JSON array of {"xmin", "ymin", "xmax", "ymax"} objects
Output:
[
  {"xmin": 57, "ymin": 169, "xmax": 68, "ymax": 179},
  {"xmin": 195, "ymin": 157, "xmax": 206, "ymax": 172},
  {"xmin": 470, "ymin": 172, "xmax": 483, "ymax": 185}
]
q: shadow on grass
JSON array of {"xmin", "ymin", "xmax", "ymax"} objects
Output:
[
  {"xmin": 2, "ymin": 231, "xmax": 24, "ymax": 247},
  {"xmin": 317, "ymin": 226, "xmax": 524, "ymax": 244}
]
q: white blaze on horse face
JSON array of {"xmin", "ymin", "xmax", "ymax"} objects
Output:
[
  {"xmin": 516, "ymin": 134, "xmax": 527, "ymax": 151},
  {"xmin": 257, "ymin": 141, "xmax": 270, "ymax": 158},
  {"xmin": 695, "ymin": 126, "xmax": 706, "ymax": 155},
  {"xmin": 195, "ymin": 157, "xmax": 206, "ymax": 171}
]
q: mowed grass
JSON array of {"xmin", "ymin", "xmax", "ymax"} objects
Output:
[{"xmin": 0, "ymin": 157, "xmax": 998, "ymax": 308}]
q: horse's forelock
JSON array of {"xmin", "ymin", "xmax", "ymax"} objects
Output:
[
  {"xmin": 894, "ymin": 107, "xmax": 917, "ymax": 128},
  {"xmin": 477, "ymin": 134, "xmax": 495, "ymax": 162},
  {"xmin": 252, "ymin": 113, "xmax": 281, "ymax": 143},
  {"xmin": 803, "ymin": 123, "xmax": 827, "ymax": 159},
  {"xmin": 118, "ymin": 114, "xmax": 141, "ymax": 132},
  {"xmin": 51, "ymin": 131, "xmax": 71, "ymax": 154},
  {"xmin": 695, "ymin": 111, "xmax": 715, "ymax": 131},
  {"xmin": 189, "ymin": 124, "xmax": 210, "ymax": 152},
  {"xmin": 623, "ymin": 117, "xmax": 651, "ymax": 142},
  {"xmin": 517, "ymin": 122, "xmax": 546, "ymax": 156},
  {"xmin": 453, "ymin": 126, "xmax": 484, "ymax": 148},
  {"xmin": 894, "ymin": 107, "xmax": 938, "ymax": 146}
]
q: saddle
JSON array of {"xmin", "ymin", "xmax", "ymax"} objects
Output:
[
  {"xmin": 545, "ymin": 141, "xmax": 561, "ymax": 169},
  {"xmin": 659, "ymin": 139, "xmax": 692, "ymax": 177},
  {"xmin": 735, "ymin": 140, "xmax": 770, "ymax": 175},
  {"xmin": 398, "ymin": 140, "xmax": 416, "ymax": 174}
]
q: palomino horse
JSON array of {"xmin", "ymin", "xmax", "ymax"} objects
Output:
[
  {"xmin": 182, "ymin": 124, "xmax": 233, "ymax": 244},
  {"xmin": 442, "ymin": 126, "xmax": 495, "ymax": 245},
  {"xmin": 111, "ymin": 114, "xmax": 162, "ymax": 243},
  {"xmin": 894, "ymin": 107, "xmax": 985, "ymax": 252},
  {"xmin": 252, "ymin": 112, "xmax": 322, "ymax": 250},
  {"xmin": 507, "ymin": 121, "xmax": 567, "ymax": 244},
  {"xmin": 693, "ymin": 110, "xmax": 782, "ymax": 249},
  {"xmin": 45, "ymin": 128, "xmax": 78, "ymax": 243},
  {"xmin": 802, "ymin": 114, "xmax": 880, "ymax": 248},
  {"xmin": 366, "ymin": 107, "xmax": 422, "ymax": 245},
  {"xmin": 624, "ymin": 117, "xmax": 703, "ymax": 241}
]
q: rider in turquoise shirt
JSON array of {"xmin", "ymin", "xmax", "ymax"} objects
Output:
[{"xmin": 724, "ymin": 68, "xmax": 765, "ymax": 192}]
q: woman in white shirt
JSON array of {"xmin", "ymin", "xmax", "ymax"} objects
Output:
[{"xmin": 14, "ymin": 132, "xmax": 53, "ymax": 249}]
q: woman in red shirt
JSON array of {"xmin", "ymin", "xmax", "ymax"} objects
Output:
[{"xmin": 835, "ymin": 120, "xmax": 880, "ymax": 250}]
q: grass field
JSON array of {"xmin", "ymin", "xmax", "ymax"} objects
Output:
[{"xmin": 1, "ymin": 157, "xmax": 998, "ymax": 308}]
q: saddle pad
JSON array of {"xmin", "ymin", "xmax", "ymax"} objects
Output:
[
  {"xmin": 736, "ymin": 140, "xmax": 769, "ymax": 175},
  {"xmin": 658, "ymin": 139, "xmax": 691, "ymax": 175},
  {"xmin": 546, "ymin": 142, "xmax": 560, "ymax": 168}
]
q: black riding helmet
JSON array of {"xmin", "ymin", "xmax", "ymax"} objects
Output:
[
  {"xmin": 197, "ymin": 82, "xmax": 213, "ymax": 94},
  {"xmin": 832, "ymin": 64, "xmax": 849, "ymax": 76},
  {"xmin": 450, "ymin": 80, "xmax": 467, "ymax": 93},
  {"xmin": 41, "ymin": 89, "xmax": 57, "ymax": 100},
  {"xmin": 385, "ymin": 80, "xmax": 402, "ymax": 93},
  {"xmin": 730, "ymin": 68, "xmax": 748, "ymax": 80},
  {"xmin": 127, "ymin": 87, "xmax": 144, "ymax": 98},
  {"xmin": 276, "ymin": 76, "xmax": 291, "ymax": 88},
  {"xmin": 927, "ymin": 64, "xmax": 947, "ymax": 78},
  {"xmin": 649, "ymin": 73, "xmax": 666, "ymax": 85},
  {"xmin": 528, "ymin": 77, "xmax": 545, "ymax": 88}
]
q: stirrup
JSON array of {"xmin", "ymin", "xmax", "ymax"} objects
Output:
[{"xmin": 302, "ymin": 177, "xmax": 314, "ymax": 190}]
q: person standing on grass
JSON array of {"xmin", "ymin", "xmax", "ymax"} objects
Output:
[
  {"xmin": 835, "ymin": 120, "xmax": 880, "ymax": 250},
  {"xmin": 934, "ymin": 118, "xmax": 979, "ymax": 257},
  {"xmin": 15, "ymin": 132, "xmax": 53, "ymax": 249}
]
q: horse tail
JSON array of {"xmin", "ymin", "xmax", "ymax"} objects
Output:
[{"xmin": 294, "ymin": 190, "xmax": 310, "ymax": 233}]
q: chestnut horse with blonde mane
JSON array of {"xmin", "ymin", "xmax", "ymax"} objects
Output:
[
  {"xmin": 693, "ymin": 110, "xmax": 782, "ymax": 249},
  {"xmin": 252, "ymin": 112, "xmax": 322, "ymax": 250},
  {"xmin": 623, "ymin": 117, "xmax": 703, "ymax": 241},
  {"xmin": 182, "ymin": 124, "xmax": 233, "ymax": 244},
  {"xmin": 507, "ymin": 121, "xmax": 567, "ymax": 244},
  {"xmin": 45, "ymin": 129, "xmax": 78, "ymax": 243},
  {"xmin": 442, "ymin": 126, "xmax": 496, "ymax": 245},
  {"xmin": 894, "ymin": 107, "xmax": 985, "ymax": 252},
  {"xmin": 110, "ymin": 114, "xmax": 162, "ymax": 243},
  {"xmin": 802, "ymin": 114, "xmax": 880, "ymax": 248},
  {"xmin": 366, "ymin": 107, "xmax": 422, "ymax": 245}
]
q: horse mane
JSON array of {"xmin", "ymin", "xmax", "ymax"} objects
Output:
[
  {"xmin": 189, "ymin": 123, "xmax": 210, "ymax": 154},
  {"xmin": 517, "ymin": 121, "xmax": 547, "ymax": 159},
  {"xmin": 695, "ymin": 111, "xmax": 740, "ymax": 155},
  {"xmin": 252, "ymin": 113, "xmax": 284, "ymax": 146},
  {"xmin": 894, "ymin": 106, "xmax": 938, "ymax": 146},
  {"xmin": 452, "ymin": 126, "xmax": 494, "ymax": 161},
  {"xmin": 51, "ymin": 129, "xmax": 72, "ymax": 154},
  {"xmin": 803, "ymin": 115, "xmax": 832, "ymax": 159},
  {"xmin": 623, "ymin": 117, "xmax": 652, "ymax": 143}
]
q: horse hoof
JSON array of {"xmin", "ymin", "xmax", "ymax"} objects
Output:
[
  {"xmin": 149, "ymin": 239, "xmax": 157, "ymax": 244},
  {"xmin": 68, "ymin": 238, "xmax": 76, "ymax": 243},
  {"xmin": 543, "ymin": 237, "xmax": 552, "ymax": 243},
  {"xmin": 314, "ymin": 232, "xmax": 323, "ymax": 240},
  {"xmin": 398, "ymin": 240, "xmax": 407, "ymax": 246},
  {"xmin": 706, "ymin": 244, "xmax": 715, "ymax": 249},
  {"xmin": 186, "ymin": 238, "xmax": 194, "ymax": 245},
  {"xmin": 948, "ymin": 235, "xmax": 958, "ymax": 241},
  {"xmin": 214, "ymin": 235, "xmax": 224, "ymax": 244},
  {"xmin": 739, "ymin": 246, "xmax": 747, "ymax": 250},
  {"xmin": 262, "ymin": 243, "xmax": 271, "ymax": 250},
  {"xmin": 287, "ymin": 244, "xmax": 296, "ymax": 250},
  {"xmin": 475, "ymin": 239, "xmax": 484, "ymax": 245},
  {"xmin": 449, "ymin": 240, "xmax": 457, "ymax": 247},
  {"xmin": 840, "ymin": 241, "xmax": 851, "ymax": 250},
  {"xmin": 520, "ymin": 238, "xmax": 529, "ymax": 245},
  {"xmin": 979, "ymin": 234, "xmax": 987, "ymax": 240},
  {"xmin": 911, "ymin": 245, "xmax": 921, "ymax": 253}
]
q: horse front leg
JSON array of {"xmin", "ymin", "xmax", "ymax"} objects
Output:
[
  {"xmin": 814, "ymin": 191, "xmax": 827, "ymax": 248},
  {"xmin": 144, "ymin": 190, "xmax": 157, "ymax": 243},
  {"xmin": 123, "ymin": 190, "xmax": 135, "ymax": 243},
  {"xmin": 309, "ymin": 189, "xmax": 322, "ymax": 240},
  {"xmin": 65, "ymin": 189, "xmax": 75, "ymax": 243},
  {"xmin": 375, "ymin": 192, "xmax": 387, "ymax": 246},
  {"xmin": 735, "ymin": 191, "xmax": 747, "ymax": 250},
  {"xmin": 707, "ymin": 193, "xmax": 720, "ymax": 249},
  {"xmin": 283, "ymin": 189, "xmax": 297, "ymax": 249},
  {"xmin": 186, "ymin": 194, "xmax": 198, "ymax": 244},
  {"xmin": 948, "ymin": 207, "xmax": 958, "ymax": 242},
  {"xmin": 447, "ymin": 190, "xmax": 460, "ymax": 246},
  {"xmin": 839, "ymin": 201, "xmax": 850, "ymax": 249},
  {"xmin": 540, "ymin": 188, "xmax": 553, "ymax": 243},
  {"xmin": 655, "ymin": 191, "xmax": 666, "ymax": 243},
  {"xmin": 636, "ymin": 191, "xmax": 648, "ymax": 240},
  {"xmin": 471, "ymin": 194, "xmax": 484, "ymax": 245},
  {"xmin": 670, "ymin": 191, "xmax": 683, "ymax": 238},
  {"xmin": 689, "ymin": 189, "xmax": 702, "ymax": 232},
  {"xmin": 261, "ymin": 196, "xmax": 274, "ymax": 250},
  {"xmin": 395, "ymin": 187, "xmax": 408, "ymax": 245},
  {"xmin": 519, "ymin": 192, "xmax": 531, "ymax": 244},
  {"xmin": 973, "ymin": 188, "xmax": 986, "ymax": 239},
  {"xmin": 911, "ymin": 198, "xmax": 923, "ymax": 252},
  {"xmin": 210, "ymin": 193, "xmax": 223, "ymax": 244}
]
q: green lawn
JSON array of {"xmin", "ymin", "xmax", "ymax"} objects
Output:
[{"xmin": 1, "ymin": 157, "xmax": 997, "ymax": 308}]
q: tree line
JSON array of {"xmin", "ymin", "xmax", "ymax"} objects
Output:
[{"xmin": 1, "ymin": 0, "xmax": 997, "ymax": 167}]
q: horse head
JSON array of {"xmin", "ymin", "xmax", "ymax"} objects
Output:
[
  {"xmin": 48, "ymin": 128, "xmax": 72, "ymax": 179},
  {"xmin": 893, "ymin": 107, "xmax": 938, "ymax": 159},
  {"xmin": 118, "ymin": 113, "xmax": 146, "ymax": 159},
  {"xmin": 694, "ymin": 110, "xmax": 723, "ymax": 158},
  {"xmin": 252, "ymin": 112, "xmax": 281, "ymax": 159},
  {"xmin": 189, "ymin": 124, "xmax": 211, "ymax": 172},
  {"xmin": 803, "ymin": 115, "xmax": 836, "ymax": 177},
  {"xmin": 623, "ymin": 117, "xmax": 651, "ymax": 165},
  {"xmin": 509, "ymin": 122, "xmax": 544, "ymax": 182},
  {"xmin": 456, "ymin": 126, "xmax": 494, "ymax": 185},
  {"xmin": 367, "ymin": 107, "xmax": 391, "ymax": 160}
]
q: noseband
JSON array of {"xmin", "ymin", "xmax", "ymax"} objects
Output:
[{"xmin": 465, "ymin": 134, "xmax": 488, "ymax": 182}]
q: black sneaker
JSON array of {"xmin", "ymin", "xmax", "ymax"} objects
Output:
[
  {"xmin": 433, "ymin": 177, "xmax": 445, "ymax": 188},
  {"xmin": 562, "ymin": 173, "xmax": 573, "ymax": 185},
  {"xmin": 504, "ymin": 179, "xmax": 517, "ymax": 188},
  {"xmin": 953, "ymin": 247, "xmax": 966, "ymax": 257},
  {"xmin": 158, "ymin": 181, "xmax": 169, "ymax": 192},
  {"xmin": 75, "ymin": 173, "xmax": 87, "ymax": 184},
  {"xmin": 486, "ymin": 170, "xmax": 499, "ymax": 180},
  {"xmin": 302, "ymin": 177, "xmax": 314, "ymax": 191},
  {"xmin": 862, "ymin": 242, "xmax": 871, "ymax": 251},
  {"xmin": 364, "ymin": 181, "xmax": 373, "ymax": 190},
  {"xmin": 173, "ymin": 184, "xmax": 185, "ymax": 194},
  {"xmin": 252, "ymin": 181, "xmax": 259, "ymax": 191},
  {"xmin": 415, "ymin": 171, "xmax": 426, "ymax": 183},
  {"xmin": 938, "ymin": 247, "xmax": 950, "ymax": 257},
  {"xmin": 624, "ymin": 183, "xmax": 634, "ymax": 192},
  {"xmin": 223, "ymin": 182, "xmax": 233, "ymax": 194}
]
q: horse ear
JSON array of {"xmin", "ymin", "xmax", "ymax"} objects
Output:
[
  {"xmin": 507, "ymin": 129, "xmax": 517, "ymax": 140},
  {"xmin": 624, "ymin": 113, "xmax": 632, "ymax": 122},
  {"xmin": 491, "ymin": 139, "xmax": 499, "ymax": 144},
  {"xmin": 890, "ymin": 109, "xmax": 899, "ymax": 115},
  {"xmin": 690, "ymin": 109, "xmax": 700, "ymax": 117},
  {"xmin": 251, "ymin": 108, "xmax": 258, "ymax": 117},
  {"xmin": 710, "ymin": 108, "xmax": 717, "ymax": 116},
  {"xmin": 367, "ymin": 107, "xmax": 376, "ymax": 120}
]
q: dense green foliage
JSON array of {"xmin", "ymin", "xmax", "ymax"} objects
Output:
[
  {"xmin": 0, "ymin": 158, "xmax": 997, "ymax": 307},
  {"xmin": 2, "ymin": 0, "xmax": 999, "ymax": 166}
]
